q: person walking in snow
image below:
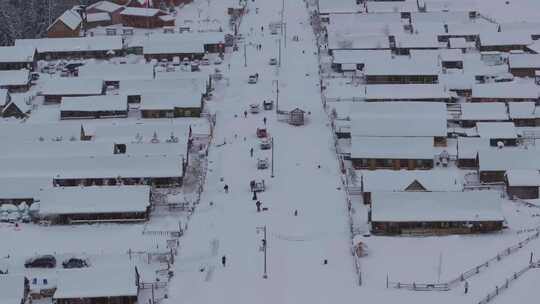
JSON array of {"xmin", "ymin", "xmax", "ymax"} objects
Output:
[
  {"xmin": 224, "ymin": 184, "xmax": 229, "ymax": 193},
  {"xmin": 250, "ymin": 147, "xmax": 254, "ymax": 157},
  {"xmin": 244, "ymin": 110, "xmax": 248, "ymax": 118},
  {"xmin": 222, "ymin": 255, "xmax": 227, "ymax": 267},
  {"xmin": 256, "ymin": 200, "xmax": 262, "ymax": 212},
  {"xmin": 263, "ymin": 117, "xmax": 267, "ymax": 125},
  {"xmin": 252, "ymin": 191, "xmax": 258, "ymax": 201},
  {"xmin": 261, "ymin": 26, "xmax": 264, "ymax": 32},
  {"xmin": 464, "ymin": 281, "xmax": 469, "ymax": 294}
]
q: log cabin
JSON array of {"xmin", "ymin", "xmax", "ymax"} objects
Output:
[
  {"xmin": 47, "ymin": 10, "xmax": 82, "ymax": 38},
  {"xmin": 505, "ymin": 170, "xmax": 540, "ymax": 200}
]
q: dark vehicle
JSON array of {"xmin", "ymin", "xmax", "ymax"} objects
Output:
[
  {"xmin": 64, "ymin": 62, "xmax": 84, "ymax": 71},
  {"xmin": 62, "ymin": 257, "xmax": 88, "ymax": 269},
  {"xmin": 25, "ymin": 255, "xmax": 56, "ymax": 268}
]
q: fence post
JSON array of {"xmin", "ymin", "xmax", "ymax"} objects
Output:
[{"xmin": 386, "ymin": 274, "xmax": 389, "ymax": 288}]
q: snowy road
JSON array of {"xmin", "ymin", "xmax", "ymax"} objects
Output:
[{"xmin": 167, "ymin": 0, "xmax": 355, "ymax": 303}]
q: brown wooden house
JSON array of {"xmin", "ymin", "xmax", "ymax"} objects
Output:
[
  {"xmin": 505, "ymin": 170, "xmax": 540, "ymax": 199},
  {"xmin": 120, "ymin": 7, "xmax": 174, "ymax": 28},
  {"xmin": 47, "ymin": 10, "xmax": 82, "ymax": 38},
  {"xmin": 0, "ymin": 46, "xmax": 37, "ymax": 71},
  {"xmin": 509, "ymin": 54, "xmax": 540, "ymax": 77},
  {"xmin": 87, "ymin": 1, "xmax": 125, "ymax": 25}
]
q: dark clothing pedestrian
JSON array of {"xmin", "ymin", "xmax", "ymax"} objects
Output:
[
  {"xmin": 244, "ymin": 110, "xmax": 248, "ymax": 118},
  {"xmin": 263, "ymin": 117, "xmax": 267, "ymax": 125},
  {"xmin": 294, "ymin": 210, "xmax": 298, "ymax": 216},
  {"xmin": 250, "ymin": 147, "xmax": 254, "ymax": 157},
  {"xmin": 261, "ymin": 26, "xmax": 264, "ymax": 32},
  {"xmin": 464, "ymin": 281, "xmax": 469, "ymax": 294},
  {"xmin": 256, "ymin": 200, "xmax": 262, "ymax": 212},
  {"xmin": 222, "ymin": 255, "xmax": 226, "ymax": 267},
  {"xmin": 250, "ymin": 180, "xmax": 256, "ymax": 192},
  {"xmin": 252, "ymin": 191, "xmax": 258, "ymax": 201},
  {"xmin": 224, "ymin": 184, "xmax": 229, "ymax": 193}
]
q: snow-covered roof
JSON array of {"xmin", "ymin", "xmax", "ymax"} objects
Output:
[
  {"xmin": 422, "ymin": 0, "xmax": 478, "ymax": 13},
  {"xmin": 88, "ymin": 1, "xmax": 123, "ymax": 13},
  {"xmin": 143, "ymin": 41, "xmax": 205, "ymax": 55},
  {"xmin": 39, "ymin": 186, "xmax": 150, "ymax": 216},
  {"xmin": 331, "ymin": 50, "xmax": 392, "ymax": 65},
  {"xmin": 364, "ymin": 56, "xmax": 439, "ymax": 76},
  {"xmin": 318, "ymin": 0, "xmax": 360, "ymax": 14},
  {"xmin": 60, "ymin": 95, "xmax": 128, "ymax": 112},
  {"xmin": 0, "ymin": 46, "xmax": 35, "ymax": 63},
  {"xmin": 120, "ymin": 7, "xmax": 161, "ymax": 17},
  {"xmin": 457, "ymin": 137, "xmax": 490, "ymax": 159},
  {"xmin": 395, "ymin": 34, "xmax": 443, "ymax": 49},
  {"xmin": 410, "ymin": 49, "xmax": 464, "ymax": 62},
  {"xmin": 479, "ymin": 32, "xmax": 532, "ymax": 47},
  {"xmin": 438, "ymin": 72, "xmax": 475, "ymax": 91},
  {"xmin": 509, "ymin": 54, "xmax": 540, "ymax": 69},
  {"xmin": 476, "ymin": 122, "xmax": 517, "ymax": 139},
  {"xmin": 88, "ymin": 119, "xmax": 210, "ymax": 142},
  {"xmin": 0, "ymin": 154, "xmax": 183, "ymax": 179},
  {"xmin": 50, "ymin": 10, "xmax": 82, "ymax": 31},
  {"xmin": 87, "ymin": 12, "xmax": 112, "ymax": 23},
  {"xmin": 0, "ymin": 141, "xmax": 113, "ymax": 159},
  {"xmin": 16, "ymin": 36, "xmax": 123, "ymax": 54},
  {"xmin": 460, "ymin": 103, "xmax": 509, "ymax": 121},
  {"xmin": 351, "ymin": 136, "xmax": 435, "ymax": 159},
  {"xmin": 0, "ymin": 275, "xmax": 24, "ymax": 304},
  {"xmin": 410, "ymin": 11, "xmax": 473, "ymax": 23},
  {"xmin": 448, "ymin": 37, "xmax": 472, "ymax": 49},
  {"xmin": 120, "ymin": 78, "xmax": 206, "ymax": 96},
  {"xmin": 0, "ymin": 122, "xmax": 83, "ymax": 142},
  {"xmin": 54, "ymin": 266, "xmax": 138, "ymax": 299},
  {"xmin": 328, "ymin": 34, "xmax": 390, "ymax": 50},
  {"xmin": 508, "ymin": 102, "xmax": 536, "ymax": 119},
  {"xmin": 359, "ymin": 170, "xmax": 463, "ymax": 192},
  {"xmin": 472, "ymin": 83, "xmax": 539, "ymax": 100},
  {"xmin": 79, "ymin": 64, "xmax": 154, "ymax": 82},
  {"xmin": 371, "ymin": 191, "xmax": 504, "ymax": 222},
  {"xmin": 364, "ymin": 1, "xmax": 417, "ymax": 13},
  {"xmin": 479, "ymin": 149, "xmax": 540, "ymax": 171},
  {"xmin": 506, "ymin": 169, "xmax": 540, "ymax": 186},
  {"xmin": 0, "ymin": 70, "xmax": 30, "ymax": 87},
  {"xmin": 0, "ymin": 177, "xmax": 51, "ymax": 200},
  {"xmin": 528, "ymin": 40, "xmax": 540, "ymax": 54},
  {"xmin": 350, "ymin": 102, "xmax": 447, "ymax": 137},
  {"xmin": 364, "ymin": 84, "xmax": 452, "ymax": 100},
  {"xmin": 0, "ymin": 89, "xmax": 8, "ymax": 104},
  {"xmin": 141, "ymin": 90, "xmax": 202, "ymax": 110},
  {"xmin": 40, "ymin": 78, "xmax": 104, "ymax": 96}
]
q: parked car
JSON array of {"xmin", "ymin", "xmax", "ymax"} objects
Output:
[
  {"xmin": 62, "ymin": 257, "xmax": 88, "ymax": 269},
  {"xmin": 25, "ymin": 255, "xmax": 56, "ymax": 268},
  {"xmin": 249, "ymin": 104, "xmax": 260, "ymax": 114},
  {"xmin": 260, "ymin": 138, "xmax": 271, "ymax": 150},
  {"xmin": 248, "ymin": 74, "xmax": 259, "ymax": 84},
  {"xmin": 30, "ymin": 72, "xmax": 40, "ymax": 81},
  {"xmin": 214, "ymin": 57, "xmax": 223, "ymax": 65},
  {"xmin": 256, "ymin": 128, "xmax": 267, "ymax": 138},
  {"xmin": 263, "ymin": 100, "xmax": 273, "ymax": 110},
  {"xmin": 269, "ymin": 58, "xmax": 278, "ymax": 65},
  {"xmin": 191, "ymin": 62, "xmax": 200, "ymax": 71},
  {"xmin": 257, "ymin": 158, "xmax": 269, "ymax": 169}
]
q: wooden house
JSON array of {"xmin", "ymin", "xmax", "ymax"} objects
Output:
[
  {"xmin": 393, "ymin": 34, "xmax": 442, "ymax": 55},
  {"xmin": 87, "ymin": 1, "xmax": 125, "ymax": 25},
  {"xmin": 458, "ymin": 103, "xmax": 509, "ymax": 128},
  {"xmin": 141, "ymin": 90, "xmax": 203, "ymax": 118},
  {"xmin": 0, "ymin": 70, "xmax": 31, "ymax": 92},
  {"xmin": 78, "ymin": 63, "xmax": 154, "ymax": 88},
  {"xmin": 359, "ymin": 170, "xmax": 463, "ymax": 205},
  {"xmin": 471, "ymin": 83, "xmax": 539, "ymax": 103},
  {"xmin": 476, "ymin": 122, "xmax": 518, "ymax": 147},
  {"xmin": 0, "ymin": 89, "xmax": 9, "ymax": 111},
  {"xmin": 15, "ymin": 36, "xmax": 124, "ymax": 60},
  {"xmin": 0, "ymin": 46, "xmax": 37, "ymax": 71},
  {"xmin": 0, "ymin": 177, "xmax": 51, "ymax": 206},
  {"xmin": 351, "ymin": 137, "xmax": 435, "ymax": 170},
  {"xmin": 40, "ymin": 79, "xmax": 105, "ymax": 103},
  {"xmin": 363, "ymin": 56, "xmax": 439, "ymax": 84},
  {"xmin": 54, "ymin": 266, "xmax": 139, "ymax": 304},
  {"xmin": 370, "ymin": 191, "xmax": 504, "ymax": 235},
  {"xmin": 456, "ymin": 137, "xmax": 490, "ymax": 169},
  {"xmin": 505, "ymin": 170, "xmax": 540, "ymax": 199},
  {"xmin": 478, "ymin": 149, "xmax": 540, "ymax": 183},
  {"xmin": 2, "ymin": 98, "xmax": 31, "ymax": 119},
  {"xmin": 478, "ymin": 32, "xmax": 532, "ymax": 52},
  {"xmin": 86, "ymin": 12, "xmax": 113, "ymax": 28},
  {"xmin": 47, "ymin": 10, "xmax": 82, "ymax": 38},
  {"xmin": 39, "ymin": 186, "xmax": 150, "ymax": 224},
  {"xmin": 120, "ymin": 7, "xmax": 174, "ymax": 28},
  {"xmin": 60, "ymin": 95, "xmax": 129, "ymax": 120},
  {"xmin": 508, "ymin": 102, "xmax": 538, "ymax": 127},
  {"xmin": 509, "ymin": 54, "xmax": 540, "ymax": 77}
]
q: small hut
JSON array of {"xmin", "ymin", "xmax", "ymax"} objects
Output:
[{"xmin": 289, "ymin": 108, "xmax": 305, "ymax": 126}]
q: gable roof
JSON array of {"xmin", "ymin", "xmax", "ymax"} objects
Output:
[
  {"xmin": 120, "ymin": 7, "xmax": 160, "ymax": 17},
  {"xmin": 0, "ymin": 46, "xmax": 36, "ymax": 63},
  {"xmin": 0, "ymin": 70, "xmax": 30, "ymax": 87},
  {"xmin": 88, "ymin": 1, "xmax": 123, "ymax": 13},
  {"xmin": 49, "ymin": 10, "xmax": 82, "ymax": 31},
  {"xmin": 404, "ymin": 179, "xmax": 428, "ymax": 191},
  {"xmin": 359, "ymin": 170, "xmax": 463, "ymax": 192}
]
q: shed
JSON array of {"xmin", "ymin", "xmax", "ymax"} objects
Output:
[
  {"xmin": 370, "ymin": 191, "xmax": 504, "ymax": 235},
  {"xmin": 0, "ymin": 46, "xmax": 37, "ymax": 71},
  {"xmin": 505, "ymin": 170, "xmax": 540, "ymax": 199},
  {"xmin": 40, "ymin": 78, "xmax": 105, "ymax": 103},
  {"xmin": 459, "ymin": 103, "xmax": 509, "ymax": 128},
  {"xmin": 479, "ymin": 32, "xmax": 532, "ymax": 52},
  {"xmin": 54, "ymin": 266, "xmax": 138, "ymax": 304},
  {"xmin": 0, "ymin": 70, "xmax": 31, "ymax": 92},
  {"xmin": 456, "ymin": 137, "xmax": 490, "ymax": 168},
  {"xmin": 478, "ymin": 149, "xmax": 540, "ymax": 183},
  {"xmin": 509, "ymin": 54, "xmax": 540, "ymax": 77},
  {"xmin": 289, "ymin": 108, "xmax": 305, "ymax": 126},
  {"xmin": 39, "ymin": 186, "xmax": 150, "ymax": 224},
  {"xmin": 508, "ymin": 102, "xmax": 537, "ymax": 127}
]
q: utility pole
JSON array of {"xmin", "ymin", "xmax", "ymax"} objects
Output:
[
  {"xmin": 257, "ymin": 226, "xmax": 268, "ymax": 279},
  {"xmin": 273, "ymin": 79, "xmax": 279, "ymax": 114},
  {"xmin": 283, "ymin": 22, "xmax": 287, "ymax": 48},
  {"xmin": 278, "ymin": 39, "xmax": 282, "ymax": 68},
  {"xmin": 271, "ymin": 137, "xmax": 274, "ymax": 178},
  {"xmin": 244, "ymin": 43, "xmax": 247, "ymax": 67}
]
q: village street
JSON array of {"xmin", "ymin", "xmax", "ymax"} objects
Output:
[{"xmin": 166, "ymin": 0, "xmax": 356, "ymax": 303}]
